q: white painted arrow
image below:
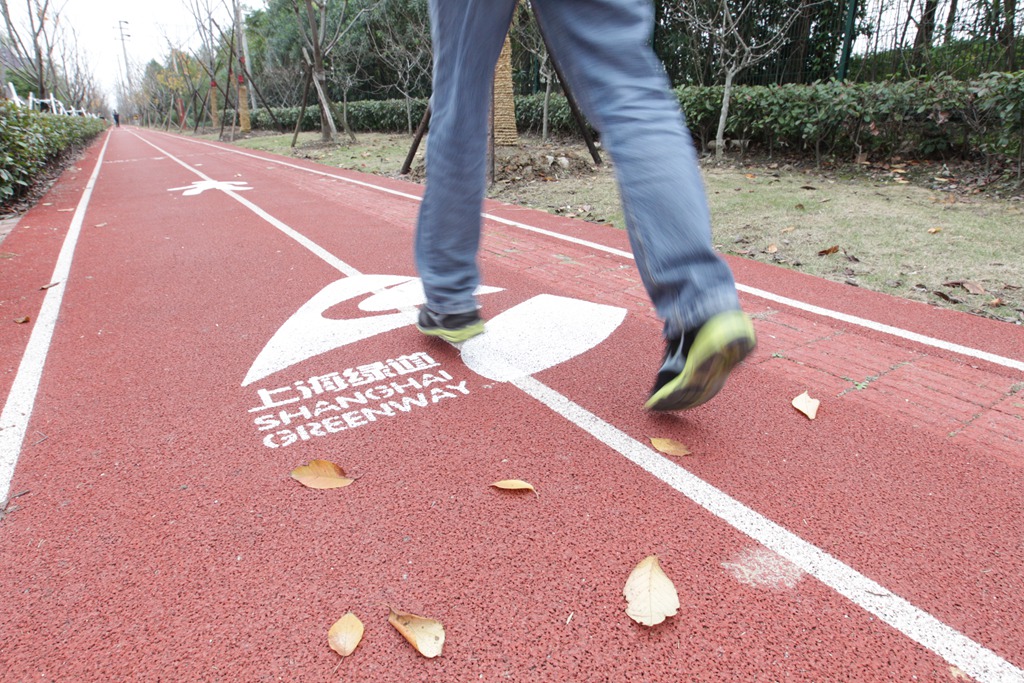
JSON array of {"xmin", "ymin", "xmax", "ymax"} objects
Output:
[
  {"xmin": 460, "ymin": 294, "xmax": 626, "ymax": 382},
  {"xmin": 242, "ymin": 274, "xmax": 503, "ymax": 386}
]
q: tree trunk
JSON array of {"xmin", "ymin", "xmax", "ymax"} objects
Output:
[
  {"xmin": 943, "ymin": 0, "xmax": 959, "ymax": 43},
  {"xmin": 1000, "ymin": 0, "xmax": 1018, "ymax": 71},
  {"xmin": 341, "ymin": 89, "xmax": 356, "ymax": 144},
  {"xmin": 715, "ymin": 68, "xmax": 737, "ymax": 160},
  {"xmin": 913, "ymin": 0, "xmax": 940, "ymax": 69},
  {"xmin": 303, "ymin": 0, "xmax": 336, "ymax": 142},
  {"xmin": 493, "ymin": 33, "xmax": 518, "ymax": 146},
  {"xmin": 542, "ymin": 69, "xmax": 551, "ymax": 142}
]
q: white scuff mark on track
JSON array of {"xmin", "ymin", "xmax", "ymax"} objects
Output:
[
  {"xmin": 0, "ymin": 132, "xmax": 113, "ymax": 502},
  {"xmin": 722, "ymin": 546, "xmax": 806, "ymax": 590},
  {"xmin": 162, "ymin": 131, "xmax": 1023, "ymax": 375}
]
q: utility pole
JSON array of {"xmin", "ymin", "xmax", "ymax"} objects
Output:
[{"xmin": 118, "ymin": 20, "xmax": 134, "ymax": 92}]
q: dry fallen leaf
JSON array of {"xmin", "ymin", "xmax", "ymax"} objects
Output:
[
  {"xmin": 40, "ymin": 282, "xmax": 59, "ymax": 290},
  {"xmin": 766, "ymin": 243, "xmax": 778, "ymax": 254},
  {"xmin": 943, "ymin": 280, "xmax": 987, "ymax": 295},
  {"xmin": 817, "ymin": 245, "xmax": 840, "ymax": 256},
  {"xmin": 623, "ymin": 555, "xmax": 680, "ymax": 627},
  {"xmin": 491, "ymin": 479, "xmax": 537, "ymax": 495},
  {"xmin": 928, "ymin": 227, "xmax": 943, "ymax": 234},
  {"xmin": 780, "ymin": 226, "xmax": 796, "ymax": 234},
  {"xmin": 14, "ymin": 316, "xmax": 30, "ymax": 324},
  {"xmin": 987, "ymin": 298, "xmax": 1005, "ymax": 307},
  {"xmin": 327, "ymin": 612, "xmax": 364, "ymax": 658},
  {"xmin": 650, "ymin": 437, "xmax": 692, "ymax": 457},
  {"xmin": 388, "ymin": 607, "xmax": 445, "ymax": 658},
  {"xmin": 792, "ymin": 391, "xmax": 820, "ymax": 420},
  {"xmin": 290, "ymin": 460, "xmax": 355, "ymax": 489}
]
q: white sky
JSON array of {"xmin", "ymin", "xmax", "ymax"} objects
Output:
[{"xmin": 10, "ymin": 0, "xmax": 264, "ymax": 104}]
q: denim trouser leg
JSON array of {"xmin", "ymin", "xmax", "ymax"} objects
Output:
[
  {"xmin": 531, "ymin": 0, "xmax": 740, "ymax": 339},
  {"xmin": 418, "ymin": 0, "xmax": 740, "ymax": 337},
  {"xmin": 415, "ymin": 0, "xmax": 518, "ymax": 315}
]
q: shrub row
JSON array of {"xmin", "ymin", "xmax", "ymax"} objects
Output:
[
  {"xmin": 674, "ymin": 73, "xmax": 1023, "ymax": 168},
  {"xmin": 1, "ymin": 101, "xmax": 107, "ymax": 207},
  {"xmin": 247, "ymin": 74, "xmax": 1022, "ymax": 168}
]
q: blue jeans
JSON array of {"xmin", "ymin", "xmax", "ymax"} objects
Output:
[{"xmin": 415, "ymin": 0, "xmax": 741, "ymax": 339}]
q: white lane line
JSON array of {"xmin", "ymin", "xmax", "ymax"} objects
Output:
[
  {"xmin": 156, "ymin": 131, "xmax": 1023, "ymax": 374},
  {"xmin": 138, "ymin": 129, "xmax": 1023, "ymax": 681},
  {"xmin": 737, "ymin": 284, "xmax": 1024, "ymax": 372},
  {"xmin": 0, "ymin": 131, "xmax": 113, "ymax": 503},
  {"xmin": 515, "ymin": 375, "xmax": 1024, "ymax": 683}
]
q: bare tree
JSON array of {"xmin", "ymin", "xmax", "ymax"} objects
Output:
[
  {"xmin": 1, "ymin": 0, "xmax": 64, "ymax": 98},
  {"xmin": 683, "ymin": 0, "xmax": 812, "ymax": 158},
  {"xmin": 292, "ymin": 0, "xmax": 372, "ymax": 143},
  {"xmin": 184, "ymin": 0, "xmax": 231, "ymax": 127},
  {"xmin": 365, "ymin": 0, "xmax": 431, "ymax": 135},
  {"xmin": 511, "ymin": 2, "xmax": 557, "ymax": 140}
]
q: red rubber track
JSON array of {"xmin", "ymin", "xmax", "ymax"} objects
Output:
[{"xmin": 0, "ymin": 128, "xmax": 1021, "ymax": 682}]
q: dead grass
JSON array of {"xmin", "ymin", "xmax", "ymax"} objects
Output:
[{"xmin": 224, "ymin": 131, "xmax": 1024, "ymax": 325}]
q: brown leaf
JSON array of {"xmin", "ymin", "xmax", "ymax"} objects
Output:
[
  {"xmin": 491, "ymin": 479, "xmax": 537, "ymax": 495},
  {"xmin": 987, "ymin": 298, "xmax": 1005, "ymax": 307},
  {"xmin": 766, "ymin": 243, "xmax": 778, "ymax": 254},
  {"xmin": 40, "ymin": 282, "xmax": 60, "ymax": 290},
  {"xmin": 933, "ymin": 290, "xmax": 964, "ymax": 304},
  {"xmin": 817, "ymin": 245, "xmax": 840, "ymax": 256},
  {"xmin": 792, "ymin": 391, "xmax": 820, "ymax": 420},
  {"xmin": 290, "ymin": 460, "xmax": 355, "ymax": 489},
  {"xmin": 800, "ymin": 185, "xmax": 817, "ymax": 190},
  {"xmin": 14, "ymin": 316, "xmax": 30, "ymax": 324},
  {"xmin": 780, "ymin": 226, "xmax": 796, "ymax": 234},
  {"xmin": 945, "ymin": 280, "xmax": 987, "ymax": 295},
  {"xmin": 388, "ymin": 607, "xmax": 445, "ymax": 658},
  {"xmin": 927, "ymin": 227, "xmax": 943, "ymax": 234},
  {"xmin": 623, "ymin": 556, "xmax": 680, "ymax": 627},
  {"xmin": 650, "ymin": 437, "xmax": 692, "ymax": 457},
  {"xmin": 328, "ymin": 612, "xmax": 364, "ymax": 658},
  {"xmin": 794, "ymin": 203, "xmax": 806, "ymax": 211}
]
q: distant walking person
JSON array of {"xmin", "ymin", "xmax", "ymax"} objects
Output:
[
  {"xmin": 113, "ymin": 110, "xmax": 120, "ymax": 127},
  {"xmin": 413, "ymin": 0, "xmax": 756, "ymax": 412}
]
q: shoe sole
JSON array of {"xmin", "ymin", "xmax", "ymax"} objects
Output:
[
  {"xmin": 416, "ymin": 321, "xmax": 485, "ymax": 344},
  {"xmin": 645, "ymin": 311, "xmax": 756, "ymax": 412}
]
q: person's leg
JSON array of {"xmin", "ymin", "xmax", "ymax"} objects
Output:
[
  {"xmin": 414, "ymin": 0, "xmax": 518, "ymax": 330},
  {"xmin": 531, "ymin": 0, "xmax": 755, "ymax": 409}
]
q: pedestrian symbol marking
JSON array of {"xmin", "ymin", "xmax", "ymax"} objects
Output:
[{"xmin": 168, "ymin": 180, "xmax": 253, "ymax": 196}]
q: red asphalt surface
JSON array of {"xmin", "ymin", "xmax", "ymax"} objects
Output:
[{"xmin": 1, "ymin": 127, "xmax": 1022, "ymax": 682}]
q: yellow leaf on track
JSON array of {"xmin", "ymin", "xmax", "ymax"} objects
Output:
[
  {"xmin": 388, "ymin": 607, "xmax": 445, "ymax": 658},
  {"xmin": 327, "ymin": 612, "xmax": 363, "ymax": 658},
  {"xmin": 792, "ymin": 391, "xmax": 820, "ymax": 420},
  {"xmin": 623, "ymin": 555, "xmax": 680, "ymax": 627},
  {"xmin": 491, "ymin": 479, "xmax": 537, "ymax": 495},
  {"xmin": 290, "ymin": 460, "xmax": 354, "ymax": 489},
  {"xmin": 650, "ymin": 438, "xmax": 692, "ymax": 457}
]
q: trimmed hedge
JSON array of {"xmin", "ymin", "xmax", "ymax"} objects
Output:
[
  {"xmin": 1, "ymin": 101, "xmax": 107, "ymax": 206},
  {"xmin": 675, "ymin": 74, "xmax": 1023, "ymax": 168},
  {"xmin": 247, "ymin": 74, "xmax": 1023, "ymax": 169}
]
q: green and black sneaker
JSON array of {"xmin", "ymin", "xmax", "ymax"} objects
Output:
[
  {"xmin": 645, "ymin": 310, "xmax": 756, "ymax": 412},
  {"xmin": 416, "ymin": 307, "xmax": 485, "ymax": 343}
]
